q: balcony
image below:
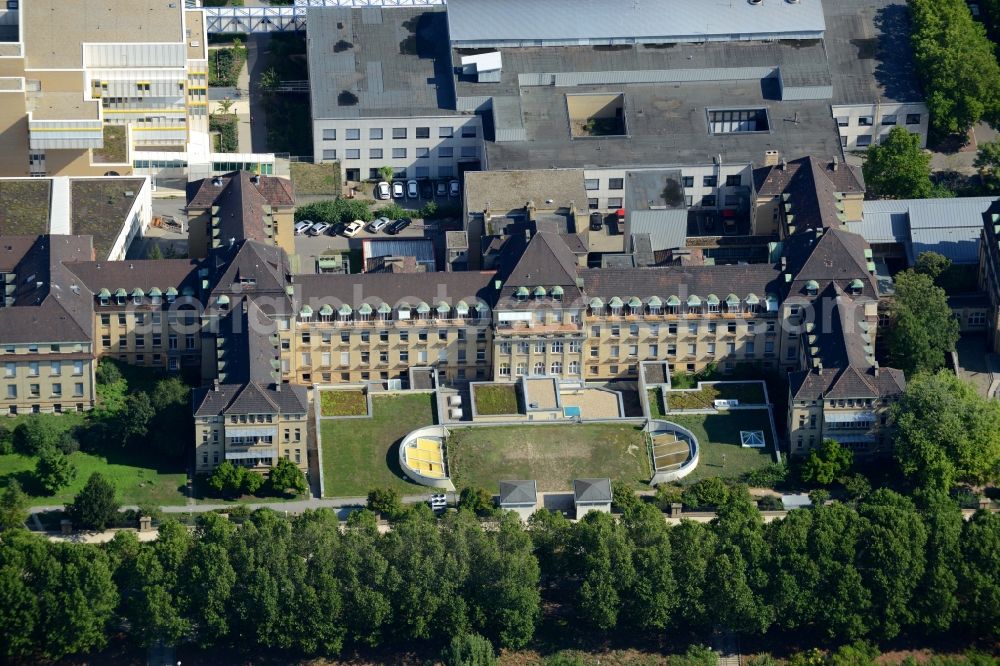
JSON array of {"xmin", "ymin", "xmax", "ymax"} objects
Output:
[{"xmin": 495, "ymin": 320, "xmax": 584, "ymax": 335}]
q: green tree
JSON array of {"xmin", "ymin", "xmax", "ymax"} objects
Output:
[
  {"xmin": 377, "ymin": 165, "xmax": 394, "ymax": 182},
  {"xmin": 113, "ymin": 391, "xmax": 155, "ymax": 446},
  {"xmin": 975, "ymin": 137, "xmax": 1000, "ymax": 190},
  {"xmin": 442, "ymin": 632, "xmax": 498, "ymax": 666},
  {"xmin": 295, "ymin": 198, "xmax": 373, "ymax": 225},
  {"xmin": 573, "ymin": 511, "xmax": 635, "ymax": 630},
  {"xmin": 893, "ymin": 371, "xmax": 1000, "ymax": 489},
  {"xmin": 206, "ymin": 461, "xmax": 244, "ymax": 498},
  {"xmin": 527, "ymin": 508, "xmax": 572, "ymax": 579},
  {"xmin": 827, "ymin": 642, "xmax": 880, "ymax": 666},
  {"xmin": 95, "ymin": 359, "xmax": 124, "ymax": 386},
  {"xmin": 621, "ymin": 502, "xmax": 676, "ymax": 630},
  {"xmin": 459, "ymin": 486, "xmax": 495, "ymax": 516},
  {"xmin": 857, "ymin": 490, "xmax": 928, "ymax": 638},
  {"xmin": 808, "ymin": 502, "xmax": 871, "ymax": 640},
  {"xmin": 669, "ymin": 519, "xmax": 717, "ymax": 629},
  {"xmin": 147, "ymin": 243, "xmax": 163, "ymax": 260},
  {"xmin": 13, "ymin": 415, "xmax": 62, "ymax": 455},
  {"xmin": 799, "ymin": 439, "xmax": 853, "ymax": 485},
  {"xmin": 267, "ymin": 457, "xmax": 308, "ymax": 496},
  {"xmin": 35, "ymin": 447, "xmax": 76, "ymax": 495},
  {"xmin": 0, "ymin": 480, "xmax": 29, "ymax": 530},
  {"xmin": 956, "ymin": 509, "xmax": 1000, "ymax": 637},
  {"xmin": 914, "ymin": 251, "xmax": 953, "ymax": 280},
  {"xmin": 681, "ymin": 476, "xmax": 730, "ymax": 508},
  {"xmin": 888, "ymin": 270, "xmax": 960, "ymax": 376},
  {"xmin": 913, "ymin": 491, "xmax": 962, "ymax": 633},
  {"xmin": 367, "ymin": 487, "xmax": 403, "ymax": 519},
  {"xmin": 611, "ymin": 479, "xmax": 642, "ymax": 515},
  {"xmin": 862, "ymin": 127, "xmax": 934, "ymax": 199},
  {"xmin": 66, "ymin": 472, "xmax": 119, "ymax": 530}
]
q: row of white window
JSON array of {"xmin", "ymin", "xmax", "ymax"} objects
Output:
[
  {"xmin": 323, "ymin": 127, "xmax": 478, "ymax": 141},
  {"xmin": 322, "ymin": 146, "xmax": 479, "ymax": 160},
  {"xmin": 5, "ymin": 384, "xmax": 86, "ymax": 400},
  {"xmin": 4, "ymin": 361, "xmax": 85, "ymax": 377}
]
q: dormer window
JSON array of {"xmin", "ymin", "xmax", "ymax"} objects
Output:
[
  {"xmin": 552, "ymin": 286, "xmax": 564, "ymax": 302},
  {"xmin": 666, "ymin": 295, "xmax": 680, "ymax": 315},
  {"xmin": 608, "ymin": 296, "xmax": 623, "ymax": 316},
  {"xmin": 98, "ymin": 288, "xmax": 110, "ymax": 306},
  {"xmin": 627, "ymin": 297, "xmax": 642, "ymax": 316},
  {"xmin": 707, "ymin": 295, "xmax": 720, "ymax": 314},
  {"xmin": 533, "ymin": 286, "xmax": 546, "ymax": 300},
  {"xmin": 515, "ymin": 287, "xmax": 529, "ymax": 302},
  {"xmin": 686, "ymin": 295, "xmax": 701, "ymax": 316},
  {"xmin": 589, "ymin": 297, "xmax": 604, "ymax": 315},
  {"xmin": 848, "ymin": 278, "xmax": 864, "ymax": 295},
  {"xmin": 132, "ymin": 288, "xmax": 144, "ymax": 305},
  {"xmin": 166, "ymin": 287, "xmax": 177, "ymax": 303},
  {"xmin": 318, "ymin": 304, "xmax": 334, "ymax": 322},
  {"xmin": 378, "ymin": 303, "xmax": 392, "ymax": 320},
  {"xmin": 805, "ymin": 280, "xmax": 819, "ymax": 296},
  {"xmin": 115, "ymin": 288, "xmax": 126, "ymax": 306},
  {"xmin": 647, "ymin": 296, "xmax": 662, "ymax": 315},
  {"xmin": 217, "ymin": 294, "xmax": 230, "ymax": 311}
]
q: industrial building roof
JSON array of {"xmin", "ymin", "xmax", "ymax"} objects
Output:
[
  {"xmin": 447, "ymin": 0, "xmax": 826, "ymax": 48},
  {"xmin": 307, "ymin": 6, "xmax": 457, "ymax": 119},
  {"xmin": 823, "ymin": 0, "xmax": 924, "ymax": 105},
  {"xmin": 463, "ymin": 169, "xmax": 588, "ymax": 217},
  {"xmin": 455, "ymin": 38, "xmax": 841, "ymax": 169},
  {"xmin": 362, "ymin": 238, "xmax": 436, "ymax": 272},
  {"xmin": 854, "ymin": 197, "xmax": 996, "ymax": 264}
]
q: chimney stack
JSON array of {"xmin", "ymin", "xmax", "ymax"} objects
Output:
[
  {"xmin": 213, "ymin": 378, "xmax": 220, "ymax": 392},
  {"xmin": 780, "ymin": 158, "xmax": 788, "ymax": 171},
  {"xmin": 832, "ymin": 155, "xmax": 839, "ymax": 171}
]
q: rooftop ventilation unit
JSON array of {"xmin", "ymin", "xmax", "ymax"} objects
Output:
[{"xmin": 460, "ymin": 51, "xmax": 502, "ymax": 83}]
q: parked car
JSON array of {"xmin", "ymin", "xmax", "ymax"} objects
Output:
[
  {"xmin": 407, "ymin": 179, "xmax": 419, "ymax": 199},
  {"xmin": 328, "ymin": 222, "xmax": 345, "ymax": 236},
  {"xmin": 420, "ymin": 180, "xmax": 433, "ymax": 199},
  {"xmin": 392, "ymin": 181, "xmax": 405, "ymax": 199},
  {"xmin": 343, "ymin": 219, "xmax": 365, "ymax": 237},
  {"xmin": 449, "ymin": 179, "xmax": 461, "ymax": 197},
  {"xmin": 589, "ymin": 212, "xmax": 603, "ymax": 232},
  {"xmin": 435, "ymin": 181, "xmax": 447, "ymax": 197},
  {"xmin": 294, "ymin": 220, "xmax": 314, "ymax": 235},
  {"xmin": 307, "ymin": 222, "xmax": 330, "ymax": 236},
  {"xmin": 375, "ymin": 181, "xmax": 391, "ymax": 200},
  {"xmin": 368, "ymin": 216, "xmax": 391, "ymax": 233},
  {"xmin": 385, "ymin": 217, "xmax": 412, "ymax": 235}
]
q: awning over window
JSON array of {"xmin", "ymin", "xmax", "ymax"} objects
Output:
[
  {"xmin": 725, "ymin": 293, "xmax": 740, "ymax": 306},
  {"xmin": 687, "ymin": 295, "xmax": 701, "ymax": 307},
  {"xmin": 647, "ymin": 295, "xmax": 662, "ymax": 307},
  {"xmin": 628, "ymin": 296, "xmax": 642, "ymax": 308},
  {"xmin": 114, "ymin": 288, "xmax": 127, "ymax": 297},
  {"xmin": 589, "ymin": 297, "xmax": 604, "ymax": 309},
  {"xmin": 378, "ymin": 302, "xmax": 392, "ymax": 314},
  {"xmin": 217, "ymin": 294, "xmax": 230, "ymax": 305},
  {"xmin": 745, "ymin": 293, "xmax": 760, "ymax": 305},
  {"xmin": 706, "ymin": 294, "xmax": 720, "ymax": 305},
  {"xmin": 358, "ymin": 303, "xmax": 373, "ymax": 315},
  {"xmin": 225, "ymin": 448, "xmax": 277, "ymax": 460},
  {"xmin": 437, "ymin": 302, "xmax": 450, "ymax": 313},
  {"xmin": 148, "ymin": 287, "xmax": 162, "ymax": 297},
  {"xmin": 533, "ymin": 286, "xmax": 546, "ymax": 297},
  {"xmin": 416, "ymin": 302, "xmax": 430, "ymax": 314},
  {"xmin": 666, "ymin": 295, "xmax": 681, "ymax": 306},
  {"xmin": 97, "ymin": 288, "xmax": 111, "ymax": 298},
  {"xmin": 299, "ymin": 304, "xmax": 312, "ymax": 316},
  {"xmin": 456, "ymin": 300, "xmax": 469, "ymax": 314},
  {"xmin": 319, "ymin": 304, "xmax": 334, "ymax": 316},
  {"xmin": 515, "ymin": 286, "xmax": 529, "ymax": 297},
  {"xmin": 338, "ymin": 304, "xmax": 353, "ymax": 315},
  {"xmin": 551, "ymin": 286, "xmax": 564, "ymax": 297}
]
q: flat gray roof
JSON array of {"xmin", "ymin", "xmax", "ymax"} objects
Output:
[
  {"xmin": 447, "ymin": 0, "xmax": 826, "ymax": 47},
  {"xmin": 824, "ymin": 0, "xmax": 923, "ymax": 105},
  {"xmin": 307, "ymin": 6, "xmax": 457, "ymax": 119},
  {"xmin": 454, "ymin": 39, "xmax": 841, "ymax": 169}
]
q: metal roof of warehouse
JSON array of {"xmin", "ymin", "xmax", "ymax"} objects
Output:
[
  {"xmin": 853, "ymin": 197, "xmax": 998, "ymax": 265},
  {"xmin": 447, "ymin": 0, "xmax": 826, "ymax": 46}
]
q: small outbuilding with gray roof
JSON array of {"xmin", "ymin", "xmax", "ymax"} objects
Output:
[
  {"xmin": 573, "ymin": 477, "xmax": 612, "ymax": 517},
  {"xmin": 499, "ymin": 479, "xmax": 538, "ymax": 521}
]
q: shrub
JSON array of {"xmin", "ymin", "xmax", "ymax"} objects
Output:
[
  {"xmin": 56, "ymin": 430, "xmax": 80, "ymax": 455},
  {"xmin": 267, "ymin": 458, "xmax": 308, "ymax": 496},
  {"xmin": 799, "ymin": 439, "xmax": 853, "ymax": 486},
  {"xmin": 673, "ymin": 644, "xmax": 718, "ymax": 666},
  {"xmin": 681, "ymin": 477, "xmax": 730, "ymax": 509},
  {"xmin": 756, "ymin": 495, "xmax": 783, "ymax": 511},
  {"xmin": 611, "ymin": 479, "xmax": 642, "ymax": 514},
  {"xmin": 13, "ymin": 416, "xmax": 62, "ymax": 456},
  {"xmin": 210, "ymin": 114, "xmax": 238, "ymax": 153},
  {"xmin": 746, "ymin": 655, "xmax": 778, "ymax": 666},
  {"xmin": 0, "ymin": 424, "xmax": 11, "ymax": 454},
  {"xmin": 295, "ymin": 198, "xmax": 373, "ymax": 225},
  {"xmin": 367, "ymin": 487, "xmax": 403, "ymax": 519},
  {"xmin": 0, "ymin": 480, "xmax": 29, "ymax": 531},
  {"xmin": 654, "ymin": 483, "xmax": 683, "ymax": 510},
  {"xmin": 741, "ymin": 462, "xmax": 789, "ymax": 488},
  {"xmin": 95, "ymin": 359, "xmax": 123, "ymax": 386},
  {"xmin": 840, "ymin": 473, "xmax": 872, "ymax": 501},
  {"xmin": 459, "ymin": 486, "xmax": 495, "ymax": 517},
  {"xmin": 441, "ymin": 632, "xmax": 498, "ymax": 666}
]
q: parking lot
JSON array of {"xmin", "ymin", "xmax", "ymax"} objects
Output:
[{"xmin": 294, "ymin": 218, "xmax": 436, "ymax": 273}]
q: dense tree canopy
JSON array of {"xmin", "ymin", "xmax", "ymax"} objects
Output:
[
  {"xmin": 862, "ymin": 127, "xmax": 935, "ymax": 199},
  {"xmin": 893, "ymin": 371, "xmax": 1000, "ymax": 490},
  {"xmin": 800, "ymin": 439, "xmax": 854, "ymax": 486},
  {"xmin": 66, "ymin": 473, "xmax": 120, "ymax": 530},
  {"xmin": 0, "ymin": 490, "xmax": 998, "ymax": 662},
  {"xmin": 888, "ymin": 270, "xmax": 960, "ymax": 376},
  {"xmin": 909, "ymin": 0, "xmax": 1000, "ymax": 135}
]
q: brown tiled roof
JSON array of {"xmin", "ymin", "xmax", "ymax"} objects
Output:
[
  {"xmin": 186, "ymin": 171, "xmax": 294, "ymax": 209},
  {"xmin": 0, "ymin": 235, "xmax": 95, "ymax": 344},
  {"xmin": 294, "ymin": 270, "xmax": 498, "ymax": 310},
  {"xmin": 754, "ymin": 156, "xmax": 863, "ymax": 231},
  {"xmin": 192, "ymin": 381, "xmax": 308, "ymax": 417},
  {"xmin": 789, "ymin": 365, "xmax": 905, "ymax": 401},
  {"xmin": 784, "ymin": 227, "xmax": 877, "ymax": 300},
  {"xmin": 501, "ymin": 232, "xmax": 579, "ymax": 288},
  {"xmin": 580, "ymin": 263, "xmax": 783, "ymax": 303},
  {"xmin": 64, "ymin": 258, "xmax": 201, "ymax": 295}
]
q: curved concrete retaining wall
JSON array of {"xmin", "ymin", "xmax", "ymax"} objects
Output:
[
  {"xmin": 647, "ymin": 419, "xmax": 700, "ymax": 485},
  {"xmin": 398, "ymin": 424, "xmax": 455, "ymax": 491}
]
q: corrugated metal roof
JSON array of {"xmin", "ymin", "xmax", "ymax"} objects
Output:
[
  {"xmin": 447, "ymin": 0, "xmax": 826, "ymax": 46},
  {"xmin": 550, "ymin": 67, "xmax": 774, "ymax": 87},
  {"xmin": 859, "ymin": 197, "xmax": 997, "ymax": 265},
  {"xmin": 629, "ymin": 209, "xmax": 688, "ymax": 252}
]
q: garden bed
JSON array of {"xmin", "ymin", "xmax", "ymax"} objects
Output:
[
  {"xmin": 665, "ymin": 382, "xmax": 766, "ymax": 410},
  {"xmin": 92, "ymin": 125, "xmax": 127, "ymax": 164},
  {"xmin": 319, "ymin": 389, "xmax": 369, "ymax": 417},
  {"xmin": 472, "ymin": 384, "xmax": 520, "ymax": 416}
]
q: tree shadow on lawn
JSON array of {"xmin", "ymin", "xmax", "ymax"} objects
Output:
[{"xmin": 382, "ymin": 434, "xmax": 427, "ymax": 492}]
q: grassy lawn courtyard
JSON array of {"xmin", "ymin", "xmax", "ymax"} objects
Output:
[
  {"xmin": 647, "ymin": 388, "xmax": 665, "ymax": 418},
  {"xmin": 291, "ymin": 162, "xmax": 341, "ymax": 196},
  {"xmin": 447, "ymin": 423, "xmax": 650, "ymax": 492},
  {"xmin": 665, "ymin": 382, "xmax": 767, "ymax": 410},
  {"xmin": 319, "ymin": 389, "xmax": 368, "ymax": 416},
  {"xmin": 0, "ymin": 450, "xmax": 188, "ymax": 507},
  {"xmin": 666, "ymin": 409, "xmax": 777, "ymax": 483},
  {"xmin": 473, "ymin": 384, "xmax": 520, "ymax": 415},
  {"xmin": 319, "ymin": 393, "xmax": 436, "ymax": 497}
]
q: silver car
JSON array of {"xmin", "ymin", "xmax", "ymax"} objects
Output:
[{"xmin": 368, "ymin": 216, "xmax": 391, "ymax": 233}]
